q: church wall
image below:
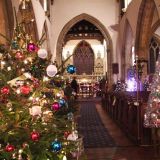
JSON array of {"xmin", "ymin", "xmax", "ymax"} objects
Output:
[
  {"xmin": 117, "ymin": 0, "xmax": 160, "ymax": 79},
  {"xmin": 51, "ymin": 0, "xmax": 119, "ymax": 62}
]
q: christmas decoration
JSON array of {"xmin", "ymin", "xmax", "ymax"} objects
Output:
[
  {"xmin": 27, "ymin": 43, "xmax": 37, "ymax": 52},
  {"xmin": 67, "ymin": 65, "xmax": 76, "ymax": 74},
  {"xmin": 0, "ymin": 12, "xmax": 79, "ymax": 159},
  {"xmin": 51, "ymin": 140, "xmax": 62, "ymax": 152},
  {"xmin": 15, "ymin": 51, "xmax": 24, "ymax": 59},
  {"xmin": 5, "ymin": 144, "xmax": 15, "ymax": 152},
  {"xmin": 64, "ymin": 131, "xmax": 70, "ymax": 139},
  {"xmin": 1, "ymin": 86, "xmax": 10, "ymax": 95},
  {"xmin": 37, "ymin": 48, "xmax": 48, "ymax": 59},
  {"xmin": 114, "ymin": 80, "xmax": 126, "ymax": 92},
  {"xmin": 29, "ymin": 106, "xmax": 42, "ymax": 116},
  {"xmin": 31, "ymin": 131, "xmax": 40, "ymax": 141},
  {"xmin": 46, "ymin": 64, "xmax": 57, "ymax": 77},
  {"xmin": 59, "ymin": 98, "xmax": 66, "ymax": 107},
  {"xmin": 51, "ymin": 102, "xmax": 60, "ymax": 111},
  {"xmin": 144, "ymin": 55, "xmax": 160, "ymax": 127},
  {"xmin": 11, "ymin": 40, "xmax": 19, "ymax": 49},
  {"xmin": 20, "ymin": 85, "xmax": 31, "ymax": 94}
]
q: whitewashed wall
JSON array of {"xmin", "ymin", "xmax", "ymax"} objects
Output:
[{"xmin": 51, "ymin": 0, "xmax": 119, "ymax": 62}]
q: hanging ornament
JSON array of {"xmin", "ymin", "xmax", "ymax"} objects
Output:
[
  {"xmin": 51, "ymin": 140, "xmax": 62, "ymax": 152},
  {"xmin": 31, "ymin": 131, "xmax": 40, "ymax": 141},
  {"xmin": 51, "ymin": 102, "xmax": 60, "ymax": 111},
  {"xmin": 46, "ymin": 65, "xmax": 57, "ymax": 77},
  {"xmin": 1, "ymin": 86, "xmax": 10, "ymax": 95},
  {"xmin": 67, "ymin": 112, "xmax": 73, "ymax": 121},
  {"xmin": 67, "ymin": 65, "xmax": 76, "ymax": 74},
  {"xmin": 42, "ymin": 110, "xmax": 53, "ymax": 122},
  {"xmin": 20, "ymin": 85, "xmax": 31, "ymax": 95},
  {"xmin": 67, "ymin": 131, "xmax": 78, "ymax": 141},
  {"xmin": 64, "ymin": 131, "xmax": 70, "ymax": 139},
  {"xmin": 29, "ymin": 106, "xmax": 42, "ymax": 116},
  {"xmin": 5, "ymin": 144, "xmax": 15, "ymax": 152},
  {"xmin": 11, "ymin": 40, "xmax": 19, "ymax": 49},
  {"xmin": 6, "ymin": 102, "xmax": 13, "ymax": 111},
  {"xmin": 58, "ymin": 99, "xmax": 66, "ymax": 107},
  {"xmin": 22, "ymin": 142, "xmax": 29, "ymax": 149},
  {"xmin": 27, "ymin": 43, "xmax": 37, "ymax": 52},
  {"xmin": 37, "ymin": 48, "xmax": 48, "ymax": 59},
  {"xmin": 32, "ymin": 79, "xmax": 40, "ymax": 88},
  {"xmin": 15, "ymin": 51, "xmax": 24, "ymax": 59}
]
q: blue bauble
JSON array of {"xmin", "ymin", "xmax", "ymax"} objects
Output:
[
  {"xmin": 58, "ymin": 98, "xmax": 66, "ymax": 107},
  {"xmin": 51, "ymin": 140, "xmax": 62, "ymax": 152},
  {"xmin": 67, "ymin": 112, "xmax": 73, "ymax": 120},
  {"xmin": 11, "ymin": 41, "xmax": 19, "ymax": 49},
  {"xmin": 67, "ymin": 65, "xmax": 76, "ymax": 74}
]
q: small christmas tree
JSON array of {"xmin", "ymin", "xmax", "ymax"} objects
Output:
[
  {"xmin": 144, "ymin": 54, "xmax": 160, "ymax": 128},
  {"xmin": 0, "ymin": 15, "xmax": 80, "ymax": 160}
]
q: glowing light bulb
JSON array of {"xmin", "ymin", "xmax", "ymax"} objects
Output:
[
  {"xmin": 16, "ymin": 89, "xmax": 21, "ymax": 94},
  {"xmin": 7, "ymin": 66, "xmax": 11, "ymax": 71},
  {"xmin": 24, "ymin": 60, "xmax": 28, "ymax": 64}
]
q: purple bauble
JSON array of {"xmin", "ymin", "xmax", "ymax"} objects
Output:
[
  {"xmin": 27, "ymin": 43, "xmax": 37, "ymax": 52},
  {"xmin": 51, "ymin": 102, "xmax": 60, "ymax": 111}
]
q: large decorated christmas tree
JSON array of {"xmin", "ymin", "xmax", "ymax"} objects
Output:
[
  {"xmin": 144, "ymin": 54, "xmax": 160, "ymax": 128},
  {"xmin": 0, "ymin": 15, "xmax": 81, "ymax": 160}
]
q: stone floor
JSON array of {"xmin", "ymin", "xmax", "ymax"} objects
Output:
[{"xmin": 78, "ymin": 99, "xmax": 160, "ymax": 160}]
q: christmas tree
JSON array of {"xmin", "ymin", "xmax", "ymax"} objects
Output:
[
  {"xmin": 0, "ymin": 15, "xmax": 80, "ymax": 160},
  {"xmin": 144, "ymin": 54, "xmax": 160, "ymax": 128}
]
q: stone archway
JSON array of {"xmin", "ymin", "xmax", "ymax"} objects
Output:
[
  {"xmin": 56, "ymin": 13, "xmax": 113, "ymax": 85},
  {"xmin": 135, "ymin": 0, "xmax": 156, "ymax": 77},
  {"xmin": 135, "ymin": 0, "xmax": 156, "ymax": 59}
]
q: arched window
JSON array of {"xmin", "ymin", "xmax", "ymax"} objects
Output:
[
  {"xmin": 149, "ymin": 37, "xmax": 160, "ymax": 73},
  {"xmin": 73, "ymin": 40, "xmax": 94, "ymax": 75}
]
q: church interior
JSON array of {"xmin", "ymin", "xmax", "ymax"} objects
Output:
[{"xmin": 0, "ymin": 0, "xmax": 160, "ymax": 160}]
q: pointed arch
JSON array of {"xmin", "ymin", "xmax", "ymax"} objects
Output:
[
  {"xmin": 135, "ymin": 0, "xmax": 156, "ymax": 58},
  {"xmin": 56, "ymin": 13, "xmax": 113, "ymax": 84}
]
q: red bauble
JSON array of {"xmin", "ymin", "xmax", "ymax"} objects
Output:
[
  {"xmin": 31, "ymin": 131, "xmax": 40, "ymax": 141},
  {"xmin": 5, "ymin": 144, "xmax": 15, "ymax": 152},
  {"xmin": 15, "ymin": 51, "xmax": 24, "ymax": 59},
  {"xmin": 20, "ymin": 85, "xmax": 31, "ymax": 95},
  {"xmin": 51, "ymin": 102, "xmax": 60, "ymax": 111},
  {"xmin": 64, "ymin": 131, "xmax": 70, "ymax": 139},
  {"xmin": 1, "ymin": 86, "xmax": 10, "ymax": 95}
]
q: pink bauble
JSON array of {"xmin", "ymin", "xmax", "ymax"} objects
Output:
[
  {"xmin": 51, "ymin": 102, "xmax": 60, "ymax": 111},
  {"xmin": 27, "ymin": 43, "xmax": 37, "ymax": 52}
]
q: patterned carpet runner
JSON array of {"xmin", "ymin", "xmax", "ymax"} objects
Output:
[{"xmin": 78, "ymin": 100, "xmax": 116, "ymax": 148}]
